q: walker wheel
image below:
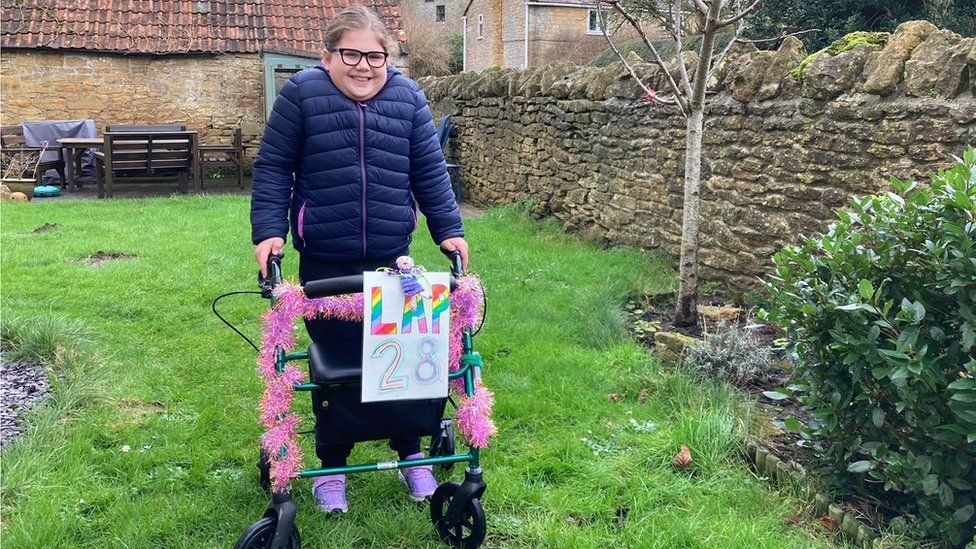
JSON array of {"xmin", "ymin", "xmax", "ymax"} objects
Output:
[
  {"xmin": 257, "ymin": 449, "xmax": 272, "ymax": 492},
  {"xmin": 430, "ymin": 482, "xmax": 486, "ymax": 548},
  {"xmin": 235, "ymin": 517, "xmax": 301, "ymax": 549}
]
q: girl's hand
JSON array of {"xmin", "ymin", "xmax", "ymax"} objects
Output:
[
  {"xmin": 255, "ymin": 237, "xmax": 285, "ymax": 277},
  {"xmin": 439, "ymin": 237, "xmax": 469, "ymax": 271}
]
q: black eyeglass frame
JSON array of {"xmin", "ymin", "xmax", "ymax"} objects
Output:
[{"xmin": 331, "ymin": 48, "xmax": 389, "ymax": 68}]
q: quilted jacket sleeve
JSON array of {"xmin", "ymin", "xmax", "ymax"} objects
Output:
[
  {"xmin": 408, "ymin": 87, "xmax": 464, "ymax": 245},
  {"xmin": 250, "ymin": 78, "xmax": 305, "ymax": 245}
]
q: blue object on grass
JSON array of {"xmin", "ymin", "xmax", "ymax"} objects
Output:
[{"xmin": 33, "ymin": 185, "xmax": 61, "ymax": 197}]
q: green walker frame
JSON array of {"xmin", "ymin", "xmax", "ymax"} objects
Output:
[{"xmin": 236, "ymin": 252, "xmax": 488, "ymax": 549}]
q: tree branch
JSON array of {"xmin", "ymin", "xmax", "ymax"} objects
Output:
[
  {"xmin": 603, "ymin": 0, "xmax": 690, "ymax": 113},
  {"xmin": 706, "ymin": 16, "xmax": 746, "ymax": 82},
  {"xmin": 735, "ymin": 28, "xmax": 821, "ymax": 44},
  {"xmin": 693, "ymin": 0, "xmax": 709, "ymax": 15},
  {"xmin": 597, "ymin": 4, "xmax": 676, "ymax": 105},
  {"xmin": 716, "ymin": 0, "xmax": 762, "ymax": 28},
  {"xmin": 672, "ymin": 0, "xmax": 694, "ymax": 97}
]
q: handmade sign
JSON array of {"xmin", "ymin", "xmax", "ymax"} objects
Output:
[{"xmin": 361, "ymin": 269, "xmax": 451, "ymax": 402}]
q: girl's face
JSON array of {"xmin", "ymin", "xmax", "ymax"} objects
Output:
[{"xmin": 324, "ymin": 29, "xmax": 389, "ymax": 102}]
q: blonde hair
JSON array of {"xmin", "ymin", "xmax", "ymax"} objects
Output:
[{"xmin": 324, "ymin": 6, "xmax": 396, "ymax": 53}]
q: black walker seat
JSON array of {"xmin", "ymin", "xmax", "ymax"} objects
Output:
[
  {"xmin": 308, "ymin": 341, "xmax": 361, "ymax": 385},
  {"xmin": 306, "ymin": 340, "xmax": 448, "ymax": 445}
]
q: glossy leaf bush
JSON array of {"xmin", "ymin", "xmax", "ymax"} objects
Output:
[{"xmin": 763, "ymin": 150, "xmax": 976, "ymax": 545}]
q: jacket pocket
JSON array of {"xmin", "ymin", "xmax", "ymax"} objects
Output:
[{"xmin": 297, "ymin": 201, "xmax": 306, "ymax": 241}]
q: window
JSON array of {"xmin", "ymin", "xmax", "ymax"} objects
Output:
[
  {"xmin": 587, "ymin": 9, "xmax": 604, "ymax": 35},
  {"xmin": 436, "ymin": 5, "xmax": 445, "ymax": 21},
  {"xmin": 477, "ymin": 14, "xmax": 484, "ymax": 39}
]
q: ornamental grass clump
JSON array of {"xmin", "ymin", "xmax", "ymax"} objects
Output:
[
  {"xmin": 684, "ymin": 321, "xmax": 779, "ymax": 387},
  {"xmin": 762, "ymin": 150, "xmax": 976, "ymax": 546}
]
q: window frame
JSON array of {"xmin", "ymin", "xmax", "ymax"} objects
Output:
[{"xmin": 586, "ymin": 8, "xmax": 605, "ymax": 35}]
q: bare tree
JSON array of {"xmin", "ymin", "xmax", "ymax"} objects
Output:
[{"xmin": 598, "ymin": 0, "xmax": 763, "ymax": 327}]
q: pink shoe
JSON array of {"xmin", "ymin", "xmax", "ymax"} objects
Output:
[
  {"xmin": 398, "ymin": 453, "xmax": 438, "ymax": 502},
  {"xmin": 312, "ymin": 475, "xmax": 348, "ymax": 514}
]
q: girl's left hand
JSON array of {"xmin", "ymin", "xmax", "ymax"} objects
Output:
[{"xmin": 439, "ymin": 237, "xmax": 469, "ymax": 270}]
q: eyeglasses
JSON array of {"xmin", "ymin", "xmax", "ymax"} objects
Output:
[{"xmin": 332, "ymin": 48, "xmax": 388, "ymax": 68}]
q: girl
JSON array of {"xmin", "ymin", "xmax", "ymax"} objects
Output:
[{"xmin": 250, "ymin": 5, "xmax": 469, "ymax": 513}]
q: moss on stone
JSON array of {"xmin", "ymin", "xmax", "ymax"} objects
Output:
[{"xmin": 791, "ymin": 31, "xmax": 890, "ymax": 84}]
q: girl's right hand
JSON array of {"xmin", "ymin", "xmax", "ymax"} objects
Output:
[{"xmin": 255, "ymin": 237, "xmax": 285, "ymax": 277}]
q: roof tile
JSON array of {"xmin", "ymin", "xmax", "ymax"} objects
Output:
[{"xmin": 1, "ymin": 0, "xmax": 404, "ymax": 55}]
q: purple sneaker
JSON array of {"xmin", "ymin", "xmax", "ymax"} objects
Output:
[
  {"xmin": 398, "ymin": 453, "xmax": 438, "ymax": 502},
  {"xmin": 312, "ymin": 475, "xmax": 348, "ymax": 514}
]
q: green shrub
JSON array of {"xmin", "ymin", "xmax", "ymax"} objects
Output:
[
  {"xmin": 762, "ymin": 150, "xmax": 976, "ymax": 546},
  {"xmin": 448, "ymin": 32, "xmax": 463, "ymax": 74}
]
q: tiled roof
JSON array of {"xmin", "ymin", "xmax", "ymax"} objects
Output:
[{"xmin": 0, "ymin": 0, "xmax": 406, "ymax": 56}]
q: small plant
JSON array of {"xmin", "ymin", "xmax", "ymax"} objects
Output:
[
  {"xmin": 762, "ymin": 149, "xmax": 976, "ymax": 545},
  {"xmin": 684, "ymin": 320, "xmax": 779, "ymax": 386},
  {"xmin": 1, "ymin": 140, "xmax": 49, "ymax": 182}
]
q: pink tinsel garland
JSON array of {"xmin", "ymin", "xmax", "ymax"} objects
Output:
[{"xmin": 256, "ymin": 276, "xmax": 496, "ymax": 492}]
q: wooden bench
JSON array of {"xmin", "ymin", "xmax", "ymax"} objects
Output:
[
  {"xmin": 199, "ymin": 126, "xmax": 245, "ymax": 189},
  {"xmin": 1, "ymin": 124, "xmax": 66, "ymax": 187},
  {"xmin": 104, "ymin": 124, "xmax": 187, "ymax": 133},
  {"xmin": 93, "ymin": 131, "xmax": 200, "ymax": 198}
]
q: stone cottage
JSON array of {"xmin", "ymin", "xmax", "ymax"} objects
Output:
[
  {"xmin": 0, "ymin": 0, "xmax": 408, "ymax": 157},
  {"xmin": 459, "ymin": 0, "xmax": 651, "ymax": 71}
]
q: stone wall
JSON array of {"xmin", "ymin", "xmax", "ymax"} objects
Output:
[
  {"xmin": 0, "ymin": 50, "xmax": 266, "ymax": 158},
  {"xmin": 421, "ymin": 21, "xmax": 976, "ymax": 289}
]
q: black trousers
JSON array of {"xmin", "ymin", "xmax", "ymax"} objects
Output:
[{"xmin": 300, "ymin": 254, "xmax": 422, "ymax": 467}]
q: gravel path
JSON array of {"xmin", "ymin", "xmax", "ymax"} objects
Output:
[{"xmin": 1, "ymin": 356, "xmax": 52, "ymax": 447}]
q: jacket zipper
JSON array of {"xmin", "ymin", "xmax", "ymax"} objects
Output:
[
  {"xmin": 297, "ymin": 201, "xmax": 306, "ymax": 242},
  {"xmin": 358, "ymin": 101, "xmax": 368, "ymax": 259}
]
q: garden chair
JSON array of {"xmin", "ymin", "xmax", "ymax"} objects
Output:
[
  {"xmin": 1, "ymin": 125, "xmax": 66, "ymax": 187},
  {"xmin": 93, "ymin": 131, "xmax": 199, "ymax": 198},
  {"xmin": 436, "ymin": 115, "xmax": 463, "ymax": 203},
  {"xmin": 199, "ymin": 126, "xmax": 245, "ymax": 189}
]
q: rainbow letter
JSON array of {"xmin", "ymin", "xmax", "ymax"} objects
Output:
[
  {"xmin": 401, "ymin": 294, "xmax": 429, "ymax": 334},
  {"xmin": 430, "ymin": 284, "xmax": 450, "ymax": 334},
  {"xmin": 370, "ymin": 287, "xmax": 397, "ymax": 335}
]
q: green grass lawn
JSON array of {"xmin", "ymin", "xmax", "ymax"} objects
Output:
[{"xmin": 0, "ymin": 195, "xmax": 838, "ymax": 548}]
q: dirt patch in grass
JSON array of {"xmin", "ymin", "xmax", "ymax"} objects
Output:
[
  {"xmin": 86, "ymin": 251, "xmax": 137, "ymax": 266},
  {"xmin": 32, "ymin": 223, "xmax": 59, "ymax": 234},
  {"xmin": 110, "ymin": 398, "xmax": 165, "ymax": 430}
]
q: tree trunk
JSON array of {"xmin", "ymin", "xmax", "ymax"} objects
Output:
[
  {"xmin": 674, "ymin": 107, "xmax": 704, "ymax": 327},
  {"xmin": 673, "ymin": 2, "xmax": 721, "ymax": 328}
]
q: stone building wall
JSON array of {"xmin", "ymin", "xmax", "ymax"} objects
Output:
[
  {"xmin": 0, "ymin": 50, "xmax": 267, "ymax": 158},
  {"xmin": 421, "ymin": 22, "xmax": 976, "ymax": 288},
  {"xmin": 462, "ymin": 0, "xmax": 507, "ymax": 71},
  {"xmin": 528, "ymin": 6, "xmax": 609, "ymax": 67}
]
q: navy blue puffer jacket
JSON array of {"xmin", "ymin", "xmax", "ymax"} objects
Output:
[{"xmin": 250, "ymin": 65, "xmax": 463, "ymax": 261}]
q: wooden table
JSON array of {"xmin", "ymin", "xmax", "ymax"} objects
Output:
[{"xmin": 58, "ymin": 137, "xmax": 102, "ymax": 191}]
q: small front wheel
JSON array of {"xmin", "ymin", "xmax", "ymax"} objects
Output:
[
  {"xmin": 235, "ymin": 517, "xmax": 301, "ymax": 549},
  {"xmin": 430, "ymin": 482, "xmax": 486, "ymax": 548}
]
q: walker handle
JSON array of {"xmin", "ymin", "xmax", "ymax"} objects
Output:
[
  {"xmin": 259, "ymin": 252, "xmax": 284, "ymax": 299},
  {"xmin": 443, "ymin": 250, "xmax": 464, "ymax": 277}
]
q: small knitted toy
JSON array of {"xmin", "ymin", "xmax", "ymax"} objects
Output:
[{"xmin": 395, "ymin": 256, "xmax": 427, "ymax": 299}]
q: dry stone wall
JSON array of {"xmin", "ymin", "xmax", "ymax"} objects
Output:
[{"xmin": 420, "ymin": 21, "xmax": 976, "ymax": 289}]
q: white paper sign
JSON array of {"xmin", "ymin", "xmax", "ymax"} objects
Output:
[{"xmin": 361, "ymin": 270, "xmax": 451, "ymax": 403}]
